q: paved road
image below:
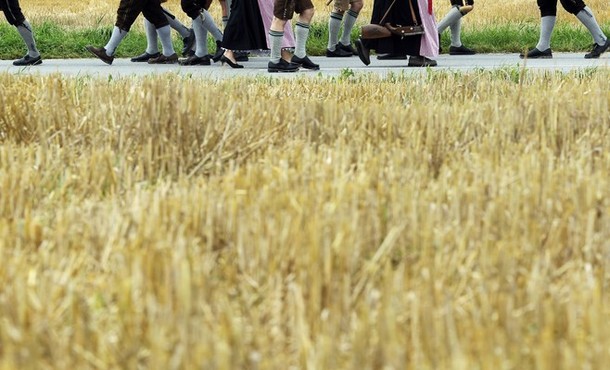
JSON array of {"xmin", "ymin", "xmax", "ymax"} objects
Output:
[{"xmin": 2, "ymin": 53, "xmax": 609, "ymax": 78}]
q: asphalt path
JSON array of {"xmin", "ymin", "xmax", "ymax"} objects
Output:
[{"xmin": 2, "ymin": 53, "xmax": 609, "ymax": 78}]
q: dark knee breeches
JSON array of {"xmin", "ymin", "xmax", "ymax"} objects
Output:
[
  {"xmin": 116, "ymin": 0, "xmax": 169, "ymax": 31},
  {"xmin": 537, "ymin": 0, "xmax": 586, "ymax": 17},
  {"xmin": 450, "ymin": 0, "xmax": 474, "ymax": 5},
  {"xmin": 0, "ymin": 0, "xmax": 26, "ymax": 25},
  {"xmin": 181, "ymin": 0, "xmax": 213, "ymax": 19}
]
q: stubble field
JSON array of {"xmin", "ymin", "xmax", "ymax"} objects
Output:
[{"xmin": 1, "ymin": 1, "xmax": 610, "ymax": 370}]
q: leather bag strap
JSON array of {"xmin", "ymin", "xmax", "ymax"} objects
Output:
[
  {"xmin": 379, "ymin": 0, "xmax": 398, "ymax": 25},
  {"xmin": 408, "ymin": 0, "xmax": 419, "ymax": 25}
]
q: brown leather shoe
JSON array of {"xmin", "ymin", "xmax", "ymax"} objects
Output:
[
  {"xmin": 86, "ymin": 46, "xmax": 114, "ymax": 65},
  {"xmin": 148, "ymin": 53, "xmax": 179, "ymax": 64}
]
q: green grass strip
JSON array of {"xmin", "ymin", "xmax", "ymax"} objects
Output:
[{"xmin": 0, "ymin": 21, "xmax": 608, "ymax": 59}]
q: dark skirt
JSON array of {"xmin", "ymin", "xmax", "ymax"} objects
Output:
[
  {"xmin": 222, "ymin": 0, "xmax": 268, "ymax": 51},
  {"xmin": 363, "ymin": 0, "xmax": 423, "ymax": 56}
]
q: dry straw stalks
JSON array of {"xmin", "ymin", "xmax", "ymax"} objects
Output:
[{"xmin": 0, "ymin": 70, "xmax": 609, "ymax": 369}]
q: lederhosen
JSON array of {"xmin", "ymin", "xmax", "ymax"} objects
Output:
[
  {"xmin": 115, "ymin": 0, "xmax": 169, "ymax": 31},
  {"xmin": 0, "ymin": 0, "xmax": 25, "ymax": 25},
  {"xmin": 273, "ymin": 0, "xmax": 314, "ymax": 20},
  {"xmin": 537, "ymin": 0, "xmax": 586, "ymax": 16},
  {"xmin": 181, "ymin": 0, "xmax": 213, "ymax": 19},
  {"xmin": 450, "ymin": 0, "xmax": 473, "ymax": 5}
]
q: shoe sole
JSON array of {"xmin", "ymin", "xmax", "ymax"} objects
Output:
[
  {"xmin": 14, "ymin": 59, "xmax": 42, "ymax": 66},
  {"xmin": 149, "ymin": 59, "xmax": 178, "ymax": 65},
  {"xmin": 519, "ymin": 55, "xmax": 552, "ymax": 59},
  {"xmin": 85, "ymin": 47, "xmax": 113, "ymax": 65},
  {"xmin": 268, "ymin": 68, "xmax": 298, "ymax": 73},
  {"xmin": 292, "ymin": 62, "xmax": 319, "ymax": 71},
  {"xmin": 377, "ymin": 56, "xmax": 408, "ymax": 60},
  {"xmin": 180, "ymin": 61, "xmax": 211, "ymax": 66}
]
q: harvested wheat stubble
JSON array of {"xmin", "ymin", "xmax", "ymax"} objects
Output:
[{"xmin": 0, "ymin": 71, "xmax": 609, "ymax": 369}]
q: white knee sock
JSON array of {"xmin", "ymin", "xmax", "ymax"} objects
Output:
[
  {"xmin": 202, "ymin": 10, "xmax": 223, "ymax": 41},
  {"xmin": 104, "ymin": 26, "xmax": 127, "ymax": 56},
  {"xmin": 437, "ymin": 7, "xmax": 462, "ymax": 34},
  {"xmin": 144, "ymin": 19, "xmax": 159, "ymax": 54},
  {"xmin": 294, "ymin": 22, "xmax": 310, "ymax": 58},
  {"xmin": 192, "ymin": 14, "xmax": 208, "ymax": 58},
  {"xmin": 163, "ymin": 8, "xmax": 191, "ymax": 38},
  {"xmin": 269, "ymin": 30, "xmax": 283, "ymax": 63},
  {"xmin": 536, "ymin": 16, "xmax": 556, "ymax": 51},
  {"xmin": 157, "ymin": 25, "xmax": 176, "ymax": 56},
  {"xmin": 327, "ymin": 12, "xmax": 343, "ymax": 50},
  {"xmin": 576, "ymin": 7, "xmax": 607, "ymax": 46},
  {"xmin": 340, "ymin": 9, "xmax": 359, "ymax": 45},
  {"xmin": 449, "ymin": 18, "xmax": 462, "ymax": 47},
  {"xmin": 16, "ymin": 21, "xmax": 40, "ymax": 57}
]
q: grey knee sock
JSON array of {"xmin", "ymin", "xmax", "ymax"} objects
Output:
[
  {"xmin": 437, "ymin": 7, "xmax": 462, "ymax": 34},
  {"xmin": 144, "ymin": 19, "xmax": 159, "ymax": 54},
  {"xmin": 222, "ymin": 16, "xmax": 229, "ymax": 29},
  {"xmin": 202, "ymin": 10, "xmax": 223, "ymax": 41},
  {"xmin": 157, "ymin": 25, "xmax": 176, "ymax": 56},
  {"xmin": 192, "ymin": 14, "xmax": 208, "ymax": 58},
  {"xmin": 536, "ymin": 16, "xmax": 556, "ymax": 51},
  {"xmin": 294, "ymin": 22, "xmax": 310, "ymax": 58},
  {"xmin": 162, "ymin": 8, "xmax": 191, "ymax": 38},
  {"xmin": 327, "ymin": 12, "xmax": 343, "ymax": 50},
  {"xmin": 576, "ymin": 7, "xmax": 607, "ymax": 46},
  {"xmin": 449, "ymin": 18, "xmax": 462, "ymax": 47},
  {"xmin": 269, "ymin": 30, "xmax": 283, "ymax": 63},
  {"xmin": 340, "ymin": 9, "xmax": 359, "ymax": 45},
  {"xmin": 16, "ymin": 21, "xmax": 39, "ymax": 57},
  {"xmin": 104, "ymin": 26, "xmax": 127, "ymax": 56}
]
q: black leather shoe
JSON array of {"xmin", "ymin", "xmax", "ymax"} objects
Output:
[
  {"xmin": 337, "ymin": 42, "xmax": 357, "ymax": 55},
  {"xmin": 182, "ymin": 29, "xmax": 195, "ymax": 56},
  {"xmin": 354, "ymin": 38, "xmax": 370, "ymax": 66},
  {"xmin": 130, "ymin": 51, "xmax": 160, "ymax": 62},
  {"xmin": 148, "ymin": 53, "xmax": 179, "ymax": 64},
  {"xmin": 584, "ymin": 39, "xmax": 610, "ymax": 59},
  {"xmin": 326, "ymin": 46, "xmax": 352, "ymax": 57},
  {"xmin": 449, "ymin": 45, "xmax": 476, "ymax": 55},
  {"xmin": 180, "ymin": 54, "xmax": 211, "ymax": 65},
  {"xmin": 220, "ymin": 55, "xmax": 244, "ymax": 68},
  {"xmin": 13, "ymin": 54, "xmax": 42, "ymax": 66},
  {"xmin": 86, "ymin": 46, "xmax": 114, "ymax": 65},
  {"xmin": 407, "ymin": 55, "xmax": 437, "ymax": 67},
  {"xmin": 519, "ymin": 47, "xmax": 552, "ymax": 59},
  {"xmin": 377, "ymin": 54, "xmax": 407, "ymax": 60},
  {"xmin": 212, "ymin": 40, "xmax": 224, "ymax": 62},
  {"xmin": 268, "ymin": 59, "xmax": 299, "ymax": 73},
  {"xmin": 235, "ymin": 52, "xmax": 249, "ymax": 62},
  {"xmin": 291, "ymin": 55, "xmax": 319, "ymax": 70}
]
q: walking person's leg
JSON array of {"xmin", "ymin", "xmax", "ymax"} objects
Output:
[
  {"xmin": 1, "ymin": 0, "xmax": 42, "ymax": 65},
  {"xmin": 520, "ymin": 0, "xmax": 557, "ymax": 59},
  {"xmin": 437, "ymin": 0, "xmax": 475, "ymax": 55},
  {"xmin": 290, "ymin": 0, "xmax": 319, "ymax": 70},
  {"xmin": 560, "ymin": 0, "xmax": 610, "ymax": 58}
]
